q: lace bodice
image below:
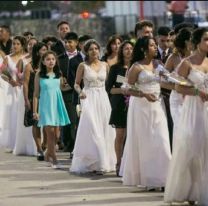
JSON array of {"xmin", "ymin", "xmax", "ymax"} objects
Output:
[
  {"xmin": 136, "ymin": 69, "xmax": 161, "ymax": 98},
  {"xmin": 188, "ymin": 68, "xmax": 208, "ymax": 92},
  {"xmin": 83, "ymin": 63, "xmax": 106, "ymax": 88}
]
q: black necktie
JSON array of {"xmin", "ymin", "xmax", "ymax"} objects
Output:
[{"xmin": 162, "ymin": 51, "xmax": 166, "ymax": 62}]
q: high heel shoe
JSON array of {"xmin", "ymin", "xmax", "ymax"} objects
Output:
[{"xmin": 188, "ymin": 201, "xmax": 195, "ymax": 205}]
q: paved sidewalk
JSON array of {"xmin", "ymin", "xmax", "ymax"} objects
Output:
[{"xmin": 0, "ymin": 148, "xmax": 186, "ymax": 206}]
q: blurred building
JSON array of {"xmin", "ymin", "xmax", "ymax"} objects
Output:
[
  {"xmin": 0, "ymin": 1, "xmax": 208, "ymax": 45},
  {"xmin": 103, "ymin": 1, "xmax": 208, "ymax": 34}
]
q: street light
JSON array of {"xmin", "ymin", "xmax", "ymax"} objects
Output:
[{"xmin": 21, "ymin": 1, "xmax": 28, "ymax": 6}]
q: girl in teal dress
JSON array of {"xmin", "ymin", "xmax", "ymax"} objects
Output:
[{"xmin": 33, "ymin": 51, "xmax": 70, "ymax": 168}]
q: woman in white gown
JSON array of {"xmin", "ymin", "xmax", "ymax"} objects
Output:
[
  {"xmin": 120, "ymin": 36, "xmax": 171, "ymax": 189},
  {"xmin": 0, "ymin": 36, "xmax": 27, "ymax": 151},
  {"xmin": 164, "ymin": 27, "xmax": 208, "ymax": 205},
  {"xmin": 13, "ymin": 37, "xmax": 38, "ymax": 156},
  {"xmin": 0, "ymin": 51, "xmax": 7, "ymax": 141},
  {"xmin": 161, "ymin": 28, "xmax": 193, "ymax": 148},
  {"xmin": 70, "ymin": 39, "xmax": 116, "ymax": 174}
]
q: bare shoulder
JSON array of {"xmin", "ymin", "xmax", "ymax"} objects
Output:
[
  {"xmin": 129, "ymin": 62, "xmax": 143, "ymax": 74},
  {"xmin": 167, "ymin": 53, "xmax": 178, "ymax": 63},
  {"xmin": 77, "ymin": 62, "xmax": 85, "ymax": 69},
  {"xmin": 35, "ymin": 70, "xmax": 40, "ymax": 78},
  {"xmin": 181, "ymin": 56, "xmax": 192, "ymax": 68},
  {"xmin": 177, "ymin": 57, "xmax": 191, "ymax": 77},
  {"xmin": 165, "ymin": 53, "xmax": 179, "ymax": 71},
  {"xmin": 101, "ymin": 61, "xmax": 110, "ymax": 72},
  {"xmin": 24, "ymin": 62, "xmax": 32, "ymax": 72},
  {"xmin": 101, "ymin": 61, "xmax": 108, "ymax": 67}
]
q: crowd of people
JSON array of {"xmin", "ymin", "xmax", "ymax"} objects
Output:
[{"xmin": 0, "ymin": 18, "xmax": 208, "ymax": 205}]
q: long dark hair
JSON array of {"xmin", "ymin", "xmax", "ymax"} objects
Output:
[
  {"xmin": 192, "ymin": 27, "xmax": 208, "ymax": 49},
  {"xmin": 32, "ymin": 42, "xmax": 48, "ymax": 70},
  {"xmin": 117, "ymin": 40, "xmax": 134, "ymax": 66},
  {"xmin": 131, "ymin": 36, "xmax": 154, "ymax": 66},
  {"xmin": 103, "ymin": 34, "xmax": 123, "ymax": 59},
  {"xmin": 174, "ymin": 28, "xmax": 192, "ymax": 56},
  {"xmin": 13, "ymin": 35, "xmax": 27, "ymax": 52},
  {"xmin": 39, "ymin": 51, "xmax": 61, "ymax": 78}
]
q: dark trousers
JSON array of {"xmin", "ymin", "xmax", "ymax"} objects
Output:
[
  {"xmin": 62, "ymin": 92, "xmax": 77, "ymax": 152},
  {"xmin": 162, "ymin": 93, "xmax": 173, "ymax": 152}
]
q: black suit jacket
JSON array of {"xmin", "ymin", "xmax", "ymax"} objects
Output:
[
  {"xmin": 67, "ymin": 52, "xmax": 84, "ymax": 105},
  {"xmin": 156, "ymin": 48, "xmax": 172, "ymax": 64},
  {"xmin": 51, "ymin": 40, "xmax": 74, "ymax": 98},
  {"xmin": 51, "ymin": 40, "xmax": 69, "ymax": 79},
  {"xmin": 156, "ymin": 48, "xmax": 172, "ymax": 98},
  {"xmin": 0, "ymin": 39, "xmax": 12, "ymax": 55}
]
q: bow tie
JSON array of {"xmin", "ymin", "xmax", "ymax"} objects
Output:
[{"xmin": 67, "ymin": 51, "xmax": 77, "ymax": 56}]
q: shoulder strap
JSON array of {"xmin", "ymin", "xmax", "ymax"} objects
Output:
[{"xmin": 135, "ymin": 62, "xmax": 145, "ymax": 70}]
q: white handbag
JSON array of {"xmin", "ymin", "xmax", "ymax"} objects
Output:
[{"xmin": 76, "ymin": 98, "xmax": 82, "ymax": 117}]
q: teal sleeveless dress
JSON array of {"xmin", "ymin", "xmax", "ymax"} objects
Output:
[{"xmin": 38, "ymin": 74, "xmax": 70, "ymax": 127}]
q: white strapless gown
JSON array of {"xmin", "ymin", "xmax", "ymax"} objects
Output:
[
  {"xmin": 0, "ymin": 55, "xmax": 21, "ymax": 150},
  {"xmin": 13, "ymin": 86, "xmax": 36, "ymax": 156},
  {"xmin": 169, "ymin": 70, "xmax": 184, "ymax": 135},
  {"xmin": 0, "ymin": 55, "xmax": 36, "ymax": 155},
  {"xmin": 164, "ymin": 69, "xmax": 208, "ymax": 205},
  {"xmin": 70, "ymin": 63, "xmax": 116, "ymax": 173},
  {"xmin": 5, "ymin": 55, "xmax": 22, "ymax": 150},
  {"xmin": 0, "ymin": 76, "xmax": 10, "ymax": 145},
  {"xmin": 120, "ymin": 69, "xmax": 171, "ymax": 187},
  {"xmin": 13, "ymin": 57, "xmax": 36, "ymax": 156}
]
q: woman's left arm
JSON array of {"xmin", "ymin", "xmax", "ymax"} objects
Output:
[{"xmin": 33, "ymin": 72, "xmax": 40, "ymax": 120}]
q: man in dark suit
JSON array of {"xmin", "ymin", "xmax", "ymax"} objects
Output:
[
  {"xmin": 0, "ymin": 25, "xmax": 12, "ymax": 55},
  {"xmin": 156, "ymin": 26, "xmax": 173, "ymax": 151},
  {"xmin": 63, "ymin": 35, "xmax": 92, "ymax": 156},
  {"xmin": 57, "ymin": 31, "xmax": 79, "ymax": 153},
  {"xmin": 67, "ymin": 35, "xmax": 92, "ymax": 105},
  {"xmin": 51, "ymin": 21, "xmax": 74, "ymax": 152},
  {"xmin": 156, "ymin": 26, "xmax": 172, "ymax": 64},
  {"xmin": 51, "ymin": 21, "xmax": 71, "ymax": 79}
]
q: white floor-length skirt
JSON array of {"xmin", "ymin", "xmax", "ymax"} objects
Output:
[
  {"xmin": 164, "ymin": 96, "xmax": 208, "ymax": 205},
  {"xmin": 13, "ymin": 87, "xmax": 36, "ymax": 156},
  {"xmin": 0, "ymin": 78, "xmax": 19, "ymax": 150},
  {"xmin": 0, "ymin": 77, "xmax": 10, "ymax": 145},
  {"xmin": 170, "ymin": 90, "xmax": 183, "ymax": 131},
  {"xmin": 120, "ymin": 96, "xmax": 171, "ymax": 187},
  {"xmin": 70, "ymin": 86, "xmax": 116, "ymax": 173}
]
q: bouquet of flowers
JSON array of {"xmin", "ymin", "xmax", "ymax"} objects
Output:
[
  {"xmin": 156, "ymin": 64, "xmax": 193, "ymax": 86},
  {"xmin": 124, "ymin": 95, "xmax": 130, "ymax": 107},
  {"xmin": 1, "ymin": 69, "xmax": 12, "ymax": 82}
]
